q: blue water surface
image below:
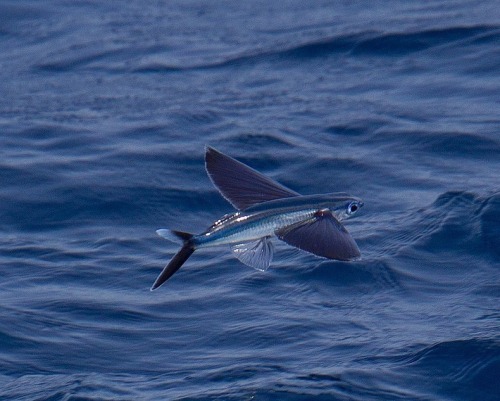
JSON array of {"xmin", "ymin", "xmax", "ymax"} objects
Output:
[{"xmin": 1, "ymin": 1, "xmax": 499, "ymax": 400}]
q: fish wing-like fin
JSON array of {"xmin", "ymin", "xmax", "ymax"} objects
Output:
[
  {"xmin": 231, "ymin": 236, "xmax": 274, "ymax": 271},
  {"xmin": 205, "ymin": 146, "xmax": 300, "ymax": 210},
  {"xmin": 276, "ymin": 210, "xmax": 361, "ymax": 261}
]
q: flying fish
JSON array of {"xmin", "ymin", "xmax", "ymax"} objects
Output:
[{"xmin": 151, "ymin": 147, "xmax": 363, "ymax": 290}]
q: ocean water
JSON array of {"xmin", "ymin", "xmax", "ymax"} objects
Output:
[{"xmin": 1, "ymin": 0, "xmax": 499, "ymax": 400}]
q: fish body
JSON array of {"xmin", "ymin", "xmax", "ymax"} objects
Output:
[
  {"xmin": 193, "ymin": 193, "xmax": 361, "ymax": 248},
  {"xmin": 151, "ymin": 147, "xmax": 363, "ymax": 290}
]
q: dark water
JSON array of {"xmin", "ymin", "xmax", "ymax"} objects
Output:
[{"xmin": 1, "ymin": 1, "xmax": 499, "ymax": 400}]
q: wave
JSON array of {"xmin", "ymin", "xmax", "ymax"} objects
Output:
[
  {"xmin": 368, "ymin": 129, "xmax": 500, "ymax": 160},
  {"xmin": 402, "ymin": 339, "xmax": 500, "ymax": 401},
  {"xmin": 32, "ymin": 25, "xmax": 499, "ymax": 73},
  {"xmin": 360, "ymin": 190, "xmax": 499, "ymax": 259},
  {"xmin": 136, "ymin": 25, "xmax": 497, "ymax": 72}
]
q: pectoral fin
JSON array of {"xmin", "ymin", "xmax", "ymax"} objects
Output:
[
  {"xmin": 231, "ymin": 236, "xmax": 274, "ymax": 271},
  {"xmin": 205, "ymin": 146, "xmax": 300, "ymax": 210},
  {"xmin": 276, "ymin": 210, "xmax": 360, "ymax": 261}
]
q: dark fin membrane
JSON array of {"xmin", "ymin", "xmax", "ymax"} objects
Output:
[
  {"xmin": 276, "ymin": 209, "xmax": 361, "ymax": 261},
  {"xmin": 171, "ymin": 230, "xmax": 193, "ymax": 242},
  {"xmin": 151, "ymin": 243, "xmax": 195, "ymax": 290},
  {"xmin": 205, "ymin": 146, "xmax": 300, "ymax": 210}
]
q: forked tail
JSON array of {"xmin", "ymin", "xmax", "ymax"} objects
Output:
[{"xmin": 151, "ymin": 230, "xmax": 195, "ymax": 290}]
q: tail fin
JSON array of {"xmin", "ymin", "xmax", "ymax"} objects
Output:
[
  {"xmin": 151, "ymin": 231, "xmax": 195, "ymax": 290},
  {"xmin": 156, "ymin": 229, "xmax": 193, "ymax": 244}
]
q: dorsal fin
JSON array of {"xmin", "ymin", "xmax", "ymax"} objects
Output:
[{"xmin": 205, "ymin": 146, "xmax": 300, "ymax": 210}]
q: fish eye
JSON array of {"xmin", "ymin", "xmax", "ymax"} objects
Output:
[{"xmin": 347, "ymin": 202, "xmax": 358, "ymax": 214}]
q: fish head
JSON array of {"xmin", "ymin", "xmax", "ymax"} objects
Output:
[{"xmin": 326, "ymin": 193, "xmax": 364, "ymax": 221}]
